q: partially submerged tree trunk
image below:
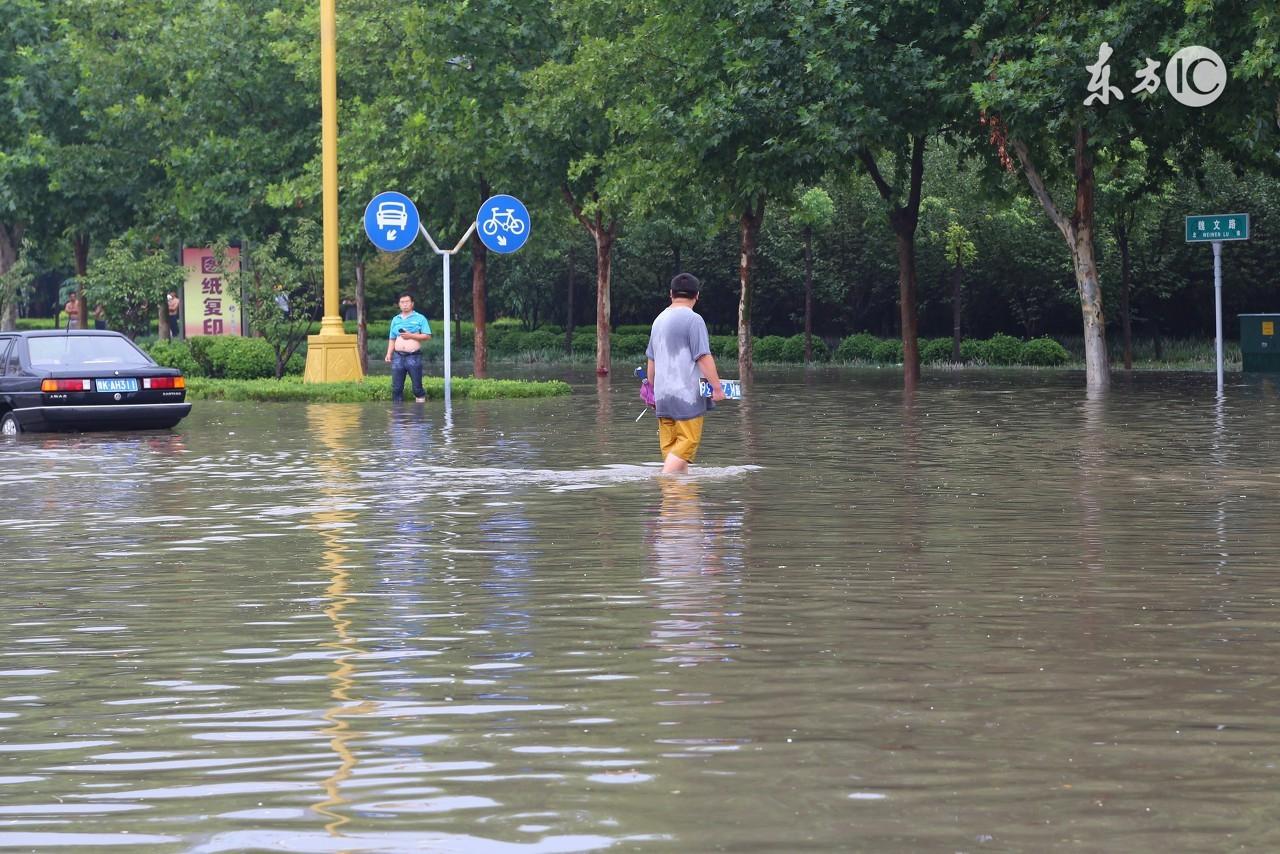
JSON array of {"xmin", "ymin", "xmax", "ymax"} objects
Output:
[
  {"xmin": 355, "ymin": 259, "xmax": 368, "ymax": 374},
  {"xmin": 565, "ymin": 245, "xmax": 575, "ymax": 355},
  {"xmin": 1012, "ymin": 124, "xmax": 1110, "ymax": 390},
  {"xmin": 803, "ymin": 225, "xmax": 814, "ymax": 364},
  {"xmin": 738, "ymin": 195, "xmax": 765, "ymax": 377},
  {"xmin": 859, "ymin": 136, "xmax": 926, "ymax": 387},
  {"xmin": 1115, "ymin": 211, "xmax": 1134, "ymax": 370},
  {"xmin": 472, "ymin": 236, "xmax": 488, "ymax": 378},
  {"xmin": 0, "ymin": 224, "xmax": 24, "ymax": 331},
  {"xmin": 951, "ymin": 259, "xmax": 963, "ymax": 362},
  {"xmin": 563, "ymin": 186, "xmax": 617, "ymax": 376}
]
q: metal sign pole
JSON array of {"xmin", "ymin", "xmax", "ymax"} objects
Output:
[
  {"xmin": 1213, "ymin": 240, "xmax": 1223, "ymax": 396},
  {"xmin": 417, "ymin": 221, "xmax": 475, "ymax": 410},
  {"xmin": 442, "ymin": 251, "xmax": 452, "ymax": 405}
]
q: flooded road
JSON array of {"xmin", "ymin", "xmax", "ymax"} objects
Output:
[{"xmin": 3, "ymin": 368, "xmax": 1280, "ymax": 852}]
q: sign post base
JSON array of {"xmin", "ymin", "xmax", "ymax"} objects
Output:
[{"xmin": 304, "ymin": 323, "xmax": 364, "ymax": 383}]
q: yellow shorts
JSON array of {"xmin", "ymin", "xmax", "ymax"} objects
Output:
[{"xmin": 658, "ymin": 416, "xmax": 704, "ymax": 463}]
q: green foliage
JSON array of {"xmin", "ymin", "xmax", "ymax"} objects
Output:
[
  {"xmin": 794, "ymin": 188, "xmax": 836, "ymax": 231},
  {"xmin": 215, "ymin": 222, "xmax": 321, "ymax": 379},
  {"xmin": 711, "ymin": 335, "xmax": 738, "ymax": 361},
  {"xmin": 1020, "ymin": 336, "xmax": 1070, "ymax": 366},
  {"xmin": 920, "ymin": 337, "xmax": 956, "ymax": 364},
  {"xmin": 959, "ymin": 338, "xmax": 983, "ymax": 364},
  {"xmin": 145, "ymin": 340, "xmax": 200, "ymax": 376},
  {"xmin": 835, "ymin": 333, "xmax": 880, "ymax": 363},
  {"xmin": 779, "ymin": 334, "xmax": 828, "ymax": 363},
  {"xmin": 872, "ymin": 339, "xmax": 904, "ymax": 364},
  {"xmin": 753, "ymin": 335, "xmax": 788, "ymax": 363},
  {"xmin": 614, "ymin": 324, "xmax": 650, "ymax": 335},
  {"xmin": 981, "ymin": 332, "xmax": 1024, "ymax": 366},
  {"xmin": 82, "ymin": 239, "xmax": 184, "ymax": 339},
  {"xmin": 520, "ymin": 329, "xmax": 562, "ymax": 352},
  {"xmin": 185, "ymin": 375, "xmax": 571, "ymax": 402},
  {"xmin": 187, "ymin": 335, "xmax": 279, "ymax": 379},
  {"xmin": 612, "ymin": 333, "xmax": 649, "ymax": 357}
]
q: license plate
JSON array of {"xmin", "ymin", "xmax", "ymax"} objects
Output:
[{"xmin": 96, "ymin": 378, "xmax": 139, "ymax": 393}]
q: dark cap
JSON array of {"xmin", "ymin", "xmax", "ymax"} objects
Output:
[{"xmin": 670, "ymin": 272, "xmax": 700, "ymax": 296}]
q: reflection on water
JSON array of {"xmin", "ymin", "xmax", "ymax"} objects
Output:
[
  {"xmin": 645, "ymin": 479, "xmax": 742, "ymax": 667},
  {"xmin": 4, "ymin": 370, "xmax": 1280, "ymax": 851}
]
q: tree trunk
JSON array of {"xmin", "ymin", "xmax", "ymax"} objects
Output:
[
  {"xmin": 1011, "ymin": 126, "xmax": 1109, "ymax": 390},
  {"xmin": 738, "ymin": 196, "xmax": 765, "ymax": 377},
  {"xmin": 355, "ymin": 260, "xmax": 368, "ymax": 374},
  {"xmin": 951, "ymin": 260, "xmax": 963, "ymax": 362},
  {"xmin": 672, "ymin": 244, "xmax": 681, "ymax": 278},
  {"xmin": 594, "ymin": 229, "xmax": 614, "ymax": 375},
  {"xmin": 1117, "ymin": 217, "xmax": 1133, "ymax": 370},
  {"xmin": 859, "ymin": 137, "xmax": 925, "ymax": 388},
  {"xmin": 1073, "ymin": 222, "xmax": 1108, "ymax": 387},
  {"xmin": 893, "ymin": 227, "xmax": 921, "ymax": 386},
  {"xmin": 73, "ymin": 233, "xmax": 89, "ymax": 331},
  {"xmin": 565, "ymin": 245, "xmax": 575, "ymax": 355},
  {"xmin": 561, "ymin": 186, "xmax": 618, "ymax": 376},
  {"xmin": 803, "ymin": 225, "xmax": 813, "ymax": 364},
  {"xmin": 0, "ymin": 224, "xmax": 23, "ymax": 331},
  {"xmin": 472, "ymin": 236, "xmax": 488, "ymax": 378}
]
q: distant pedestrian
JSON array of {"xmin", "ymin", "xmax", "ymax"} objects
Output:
[
  {"xmin": 645, "ymin": 272, "xmax": 725, "ymax": 474},
  {"xmin": 385, "ymin": 293, "xmax": 432, "ymax": 403},
  {"xmin": 64, "ymin": 297, "xmax": 80, "ymax": 330},
  {"xmin": 93, "ymin": 304, "xmax": 107, "ymax": 330},
  {"xmin": 166, "ymin": 292, "xmax": 181, "ymax": 338}
]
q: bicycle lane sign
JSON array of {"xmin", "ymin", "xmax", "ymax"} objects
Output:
[
  {"xmin": 364, "ymin": 191, "xmax": 420, "ymax": 252},
  {"xmin": 475, "ymin": 194, "xmax": 530, "ymax": 254}
]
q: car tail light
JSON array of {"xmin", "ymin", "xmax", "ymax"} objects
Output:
[
  {"xmin": 41, "ymin": 379, "xmax": 91, "ymax": 392},
  {"xmin": 143, "ymin": 376, "xmax": 185, "ymax": 390}
]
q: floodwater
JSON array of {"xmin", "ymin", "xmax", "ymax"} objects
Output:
[{"xmin": 3, "ymin": 367, "xmax": 1280, "ymax": 852}]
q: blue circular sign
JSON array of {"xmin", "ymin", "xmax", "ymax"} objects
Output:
[
  {"xmin": 364, "ymin": 191, "xmax": 420, "ymax": 252},
  {"xmin": 475, "ymin": 194, "xmax": 530, "ymax": 254}
]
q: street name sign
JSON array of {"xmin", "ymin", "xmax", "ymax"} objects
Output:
[{"xmin": 1186, "ymin": 213, "xmax": 1249, "ymax": 242}]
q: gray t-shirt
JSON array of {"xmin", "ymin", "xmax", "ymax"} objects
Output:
[{"xmin": 645, "ymin": 305, "xmax": 712, "ymax": 421}]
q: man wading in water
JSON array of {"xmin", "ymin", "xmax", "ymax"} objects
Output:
[
  {"xmin": 645, "ymin": 272, "xmax": 726, "ymax": 474},
  {"xmin": 385, "ymin": 293, "xmax": 432, "ymax": 403}
]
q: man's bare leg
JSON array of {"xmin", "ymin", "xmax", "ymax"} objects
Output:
[{"xmin": 662, "ymin": 452, "xmax": 689, "ymax": 475}]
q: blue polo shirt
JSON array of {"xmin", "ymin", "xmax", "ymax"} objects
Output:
[{"xmin": 389, "ymin": 311, "xmax": 431, "ymax": 339}]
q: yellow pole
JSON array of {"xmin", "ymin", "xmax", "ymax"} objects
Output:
[{"xmin": 305, "ymin": 0, "xmax": 364, "ymax": 382}]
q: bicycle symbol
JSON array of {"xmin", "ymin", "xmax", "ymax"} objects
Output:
[{"xmin": 481, "ymin": 207, "xmax": 526, "ymax": 247}]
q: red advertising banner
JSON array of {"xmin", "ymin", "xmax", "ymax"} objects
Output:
[{"xmin": 182, "ymin": 247, "xmax": 242, "ymax": 337}]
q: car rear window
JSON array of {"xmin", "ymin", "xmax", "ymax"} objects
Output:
[{"xmin": 28, "ymin": 336, "xmax": 155, "ymax": 368}]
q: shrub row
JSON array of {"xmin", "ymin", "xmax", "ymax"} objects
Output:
[
  {"xmin": 185, "ymin": 375, "xmax": 571, "ymax": 402},
  {"xmin": 832, "ymin": 332, "xmax": 1069, "ymax": 366},
  {"xmin": 146, "ymin": 337, "xmax": 303, "ymax": 379}
]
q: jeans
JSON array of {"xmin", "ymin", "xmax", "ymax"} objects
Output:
[{"xmin": 390, "ymin": 351, "xmax": 425, "ymax": 401}]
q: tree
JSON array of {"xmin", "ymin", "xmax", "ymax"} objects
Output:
[
  {"xmin": 576, "ymin": 1, "xmax": 857, "ymax": 375},
  {"xmin": 82, "ymin": 238, "xmax": 184, "ymax": 339},
  {"xmin": 0, "ymin": 242, "xmax": 35, "ymax": 326},
  {"xmin": 971, "ymin": 0, "xmax": 1279, "ymax": 389},
  {"xmin": 792, "ymin": 187, "xmax": 835, "ymax": 363},
  {"xmin": 0, "ymin": 0, "xmax": 61, "ymax": 329},
  {"xmin": 217, "ymin": 222, "xmax": 322, "ymax": 379}
]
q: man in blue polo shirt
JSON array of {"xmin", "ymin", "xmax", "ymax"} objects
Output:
[{"xmin": 385, "ymin": 293, "xmax": 432, "ymax": 403}]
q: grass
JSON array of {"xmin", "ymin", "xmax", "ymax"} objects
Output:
[{"xmin": 185, "ymin": 374, "xmax": 571, "ymax": 402}]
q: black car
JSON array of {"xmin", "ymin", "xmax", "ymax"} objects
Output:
[{"xmin": 0, "ymin": 330, "xmax": 191, "ymax": 435}]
